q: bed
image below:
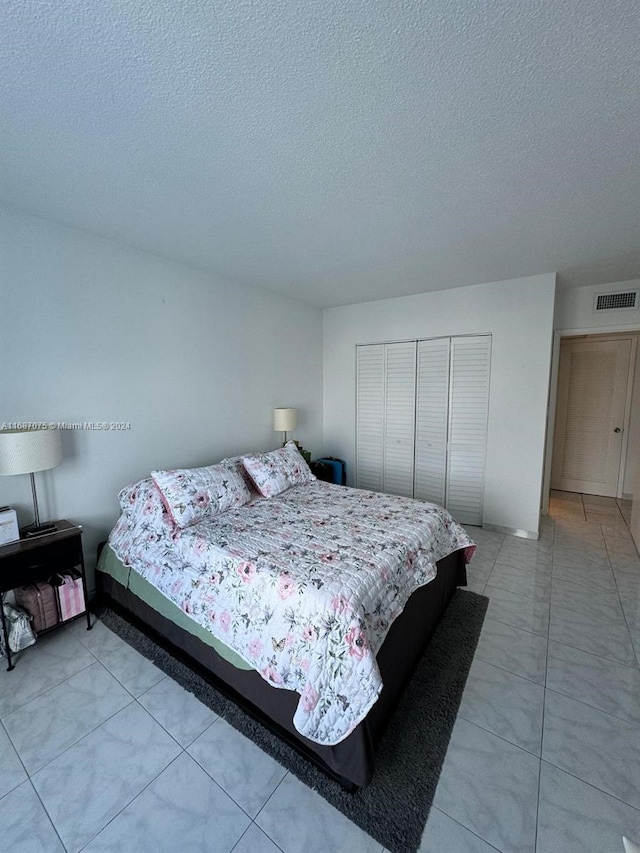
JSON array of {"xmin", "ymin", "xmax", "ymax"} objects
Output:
[{"xmin": 97, "ymin": 443, "xmax": 475, "ymax": 789}]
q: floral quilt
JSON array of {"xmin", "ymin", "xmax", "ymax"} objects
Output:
[{"xmin": 109, "ymin": 480, "xmax": 475, "ymax": 745}]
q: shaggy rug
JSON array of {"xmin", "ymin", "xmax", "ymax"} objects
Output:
[{"xmin": 99, "ymin": 589, "xmax": 488, "ymax": 853}]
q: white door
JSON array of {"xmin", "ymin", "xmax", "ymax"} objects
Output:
[
  {"xmin": 383, "ymin": 341, "xmax": 416, "ymax": 496},
  {"xmin": 446, "ymin": 336, "xmax": 491, "ymax": 525},
  {"xmin": 356, "ymin": 342, "xmax": 417, "ymax": 496},
  {"xmin": 552, "ymin": 338, "xmax": 632, "ymax": 496},
  {"xmin": 414, "ymin": 338, "xmax": 450, "ymax": 505},
  {"xmin": 356, "ymin": 345, "xmax": 385, "ymax": 492}
]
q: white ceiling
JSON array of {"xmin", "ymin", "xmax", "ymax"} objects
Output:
[{"xmin": 1, "ymin": 1, "xmax": 639, "ymax": 308}]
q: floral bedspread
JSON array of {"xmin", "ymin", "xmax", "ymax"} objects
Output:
[{"xmin": 109, "ymin": 480, "xmax": 475, "ymax": 745}]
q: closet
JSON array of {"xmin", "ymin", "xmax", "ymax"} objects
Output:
[{"xmin": 356, "ymin": 335, "xmax": 491, "ymax": 525}]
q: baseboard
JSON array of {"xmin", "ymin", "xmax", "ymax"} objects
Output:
[{"xmin": 483, "ymin": 523, "xmax": 539, "ymax": 541}]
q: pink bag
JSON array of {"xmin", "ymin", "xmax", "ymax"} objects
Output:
[{"xmin": 54, "ymin": 571, "xmax": 86, "ymax": 621}]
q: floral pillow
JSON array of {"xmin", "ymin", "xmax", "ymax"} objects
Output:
[
  {"xmin": 110, "ymin": 478, "xmax": 174, "ymax": 562},
  {"xmin": 241, "ymin": 441, "xmax": 315, "ymax": 498},
  {"xmin": 219, "ymin": 455, "xmax": 261, "ymax": 496},
  {"xmin": 151, "ymin": 463, "xmax": 251, "ymax": 528},
  {"xmin": 118, "ymin": 478, "xmax": 172, "ymax": 531}
]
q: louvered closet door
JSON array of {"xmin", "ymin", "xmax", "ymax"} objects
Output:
[
  {"xmin": 383, "ymin": 342, "xmax": 417, "ymax": 496},
  {"xmin": 446, "ymin": 336, "xmax": 491, "ymax": 525},
  {"xmin": 414, "ymin": 338, "xmax": 450, "ymax": 505},
  {"xmin": 356, "ymin": 345, "xmax": 385, "ymax": 491}
]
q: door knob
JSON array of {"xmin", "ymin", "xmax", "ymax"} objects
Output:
[{"xmin": 614, "ymin": 427, "xmax": 622, "ymax": 433}]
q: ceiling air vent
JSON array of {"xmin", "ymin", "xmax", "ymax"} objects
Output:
[{"xmin": 594, "ymin": 290, "xmax": 638, "ymax": 312}]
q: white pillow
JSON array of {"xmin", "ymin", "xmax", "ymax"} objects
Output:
[
  {"xmin": 117, "ymin": 478, "xmax": 173, "ymax": 532},
  {"xmin": 219, "ymin": 455, "xmax": 260, "ymax": 495},
  {"xmin": 241, "ymin": 441, "xmax": 315, "ymax": 498},
  {"xmin": 624, "ymin": 838, "xmax": 640, "ymax": 853},
  {"xmin": 152, "ymin": 462, "xmax": 251, "ymax": 528}
]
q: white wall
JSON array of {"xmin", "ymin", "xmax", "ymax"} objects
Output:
[
  {"xmin": 323, "ymin": 273, "xmax": 557, "ymax": 537},
  {"xmin": 553, "ymin": 279, "xmax": 640, "ymax": 497},
  {"xmin": 554, "ymin": 279, "xmax": 640, "ymax": 332},
  {"xmin": 630, "ymin": 460, "xmax": 640, "ymax": 552},
  {"xmin": 0, "ymin": 211, "xmax": 323, "ymax": 582}
]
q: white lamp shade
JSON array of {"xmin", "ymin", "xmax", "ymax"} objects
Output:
[
  {"xmin": 0, "ymin": 428, "xmax": 63, "ymax": 476},
  {"xmin": 273, "ymin": 408, "xmax": 297, "ymax": 432}
]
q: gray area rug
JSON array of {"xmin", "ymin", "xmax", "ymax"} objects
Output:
[{"xmin": 99, "ymin": 589, "xmax": 488, "ymax": 853}]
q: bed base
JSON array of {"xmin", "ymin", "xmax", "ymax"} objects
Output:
[{"xmin": 96, "ymin": 550, "xmax": 466, "ymax": 790}]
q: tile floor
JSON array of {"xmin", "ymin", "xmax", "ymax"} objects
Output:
[{"xmin": 2, "ymin": 492, "xmax": 640, "ymax": 852}]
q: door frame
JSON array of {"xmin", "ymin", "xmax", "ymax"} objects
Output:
[{"xmin": 542, "ymin": 323, "xmax": 640, "ymax": 515}]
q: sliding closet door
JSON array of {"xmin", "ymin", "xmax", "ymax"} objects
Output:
[
  {"xmin": 383, "ymin": 342, "xmax": 416, "ymax": 496},
  {"xmin": 446, "ymin": 336, "xmax": 491, "ymax": 525},
  {"xmin": 414, "ymin": 338, "xmax": 450, "ymax": 505},
  {"xmin": 356, "ymin": 345, "xmax": 385, "ymax": 492}
]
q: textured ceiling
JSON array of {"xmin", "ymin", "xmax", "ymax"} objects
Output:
[{"xmin": 1, "ymin": 0, "xmax": 639, "ymax": 307}]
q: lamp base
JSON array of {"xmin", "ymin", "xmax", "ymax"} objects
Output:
[{"xmin": 22, "ymin": 521, "xmax": 58, "ymax": 538}]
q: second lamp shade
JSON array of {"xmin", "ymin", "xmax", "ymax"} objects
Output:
[{"xmin": 273, "ymin": 408, "xmax": 297, "ymax": 432}]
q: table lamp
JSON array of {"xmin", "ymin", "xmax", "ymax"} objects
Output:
[
  {"xmin": 273, "ymin": 408, "xmax": 297, "ymax": 445},
  {"xmin": 0, "ymin": 428, "xmax": 62, "ymax": 536}
]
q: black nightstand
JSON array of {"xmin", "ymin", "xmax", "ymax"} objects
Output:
[{"xmin": 0, "ymin": 520, "xmax": 92, "ymax": 670}]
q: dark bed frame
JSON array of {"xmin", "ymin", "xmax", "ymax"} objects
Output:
[{"xmin": 96, "ymin": 549, "xmax": 466, "ymax": 790}]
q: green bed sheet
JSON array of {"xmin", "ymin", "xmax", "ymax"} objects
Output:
[{"xmin": 97, "ymin": 543, "xmax": 252, "ymax": 670}]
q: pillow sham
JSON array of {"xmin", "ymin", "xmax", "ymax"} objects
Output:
[
  {"xmin": 241, "ymin": 441, "xmax": 315, "ymax": 498},
  {"xmin": 111, "ymin": 478, "xmax": 174, "ymax": 563},
  {"xmin": 219, "ymin": 455, "xmax": 261, "ymax": 495},
  {"xmin": 151, "ymin": 463, "xmax": 251, "ymax": 528},
  {"xmin": 118, "ymin": 478, "xmax": 173, "ymax": 532}
]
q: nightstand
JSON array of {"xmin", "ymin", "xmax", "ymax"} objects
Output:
[{"xmin": 0, "ymin": 520, "xmax": 92, "ymax": 670}]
